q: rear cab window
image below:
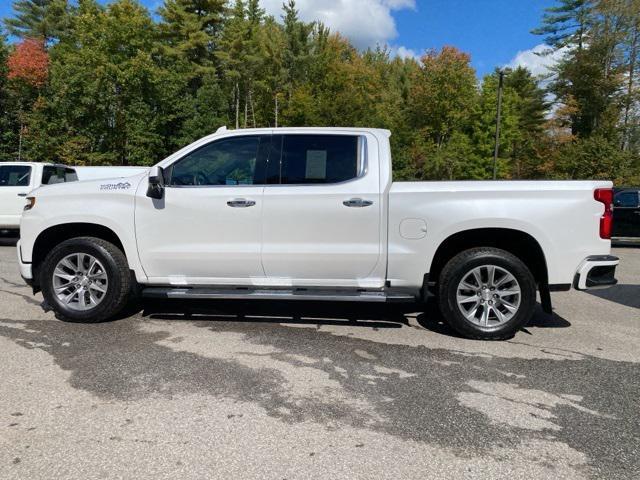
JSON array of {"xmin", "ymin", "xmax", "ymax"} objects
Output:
[
  {"xmin": 269, "ymin": 134, "xmax": 362, "ymax": 185},
  {"xmin": 42, "ymin": 166, "xmax": 79, "ymax": 185},
  {"xmin": 0, "ymin": 165, "xmax": 32, "ymax": 187}
]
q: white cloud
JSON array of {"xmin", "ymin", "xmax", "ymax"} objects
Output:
[
  {"xmin": 506, "ymin": 43, "xmax": 569, "ymax": 78},
  {"xmin": 260, "ymin": 0, "xmax": 416, "ymax": 50},
  {"xmin": 390, "ymin": 45, "xmax": 421, "ymax": 61}
]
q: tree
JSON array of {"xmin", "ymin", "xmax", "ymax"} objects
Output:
[
  {"xmin": 472, "ymin": 72, "xmax": 520, "ymax": 179},
  {"xmin": 281, "ymin": 0, "xmax": 313, "ymax": 98},
  {"xmin": 3, "ymin": 0, "xmax": 70, "ymax": 45},
  {"xmin": 409, "ymin": 47, "xmax": 477, "ymax": 148},
  {"xmin": 28, "ymin": 0, "xmax": 166, "ymax": 165},
  {"xmin": 157, "ymin": 0, "xmax": 225, "ymax": 78},
  {"xmin": 157, "ymin": 0, "xmax": 228, "ymax": 145},
  {"xmin": 604, "ymin": 0, "xmax": 640, "ymax": 151},
  {"xmin": 0, "ymin": 31, "xmax": 21, "ymax": 162},
  {"xmin": 4, "ymin": 37, "xmax": 49, "ymax": 161},
  {"xmin": 503, "ymin": 67, "xmax": 549, "ymax": 177},
  {"xmin": 7, "ymin": 37, "xmax": 48, "ymax": 87},
  {"xmin": 535, "ymin": 0, "xmax": 626, "ymax": 141},
  {"xmin": 532, "ymin": 0, "xmax": 596, "ymax": 50},
  {"xmin": 552, "ymin": 134, "xmax": 637, "ymax": 181}
]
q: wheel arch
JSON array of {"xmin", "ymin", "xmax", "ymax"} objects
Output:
[
  {"xmin": 31, "ymin": 223, "xmax": 127, "ymax": 289},
  {"xmin": 428, "ymin": 228, "xmax": 549, "ymax": 293}
]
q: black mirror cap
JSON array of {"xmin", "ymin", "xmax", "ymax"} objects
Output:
[{"xmin": 146, "ymin": 167, "xmax": 165, "ymax": 199}]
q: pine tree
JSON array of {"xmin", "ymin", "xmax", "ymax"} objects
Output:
[
  {"xmin": 504, "ymin": 67, "xmax": 549, "ymax": 177},
  {"xmin": 535, "ymin": 0, "xmax": 625, "ymax": 139},
  {"xmin": 282, "ymin": 0, "xmax": 312, "ymax": 97},
  {"xmin": 3, "ymin": 0, "xmax": 70, "ymax": 45},
  {"xmin": 532, "ymin": 0, "xmax": 596, "ymax": 50},
  {"xmin": 157, "ymin": 0, "xmax": 228, "ymax": 141},
  {"xmin": 158, "ymin": 0, "xmax": 226, "ymax": 77}
]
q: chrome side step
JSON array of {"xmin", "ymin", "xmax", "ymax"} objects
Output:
[{"xmin": 141, "ymin": 287, "xmax": 416, "ymax": 303}]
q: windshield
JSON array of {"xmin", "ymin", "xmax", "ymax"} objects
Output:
[{"xmin": 0, "ymin": 165, "xmax": 32, "ymax": 187}]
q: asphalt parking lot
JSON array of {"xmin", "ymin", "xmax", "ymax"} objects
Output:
[{"xmin": 0, "ymin": 243, "xmax": 638, "ymax": 479}]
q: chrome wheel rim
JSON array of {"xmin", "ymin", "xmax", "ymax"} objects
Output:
[
  {"xmin": 456, "ymin": 265, "xmax": 521, "ymax": 328},
  {"xmin": 52, "ymin": 253, "xmax": 109, "ymax": 311}
]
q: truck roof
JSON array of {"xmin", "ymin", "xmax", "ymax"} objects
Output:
[
  {"xmin": 0, "ymin": 161, "xmax": 69, "ymax": 167},
  {"xmin": 213, "ymin": 126, "xmax": 392, "ymax": 137}
]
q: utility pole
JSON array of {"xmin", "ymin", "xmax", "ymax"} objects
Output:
[
  {"xmin": 492, "ymin": 70, "xmax": 505, "ymax": 180},
  {"xmin": 17, "ymin": 125, "xmax": 23, "ymax": 161}
]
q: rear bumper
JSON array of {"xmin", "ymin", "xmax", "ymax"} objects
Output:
[
  {"xmin": 573, "ymin": 255, "xmax": 619, "ymax": 290},
  {"xmin": 16, "ymin": 241, "xmax": 33, "ymax": 282}
]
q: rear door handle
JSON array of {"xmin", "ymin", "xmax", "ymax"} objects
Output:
[
  {"xmin": 227, "ymin": 198, "xmax": 256, "ymax": 208},
  {"xmin": 343, "ymin": 198, "xmax": 373, "ymax": 208},
  {"xmin": 17, "ymin": 193, "xmax": 27, "ymax": 197}
]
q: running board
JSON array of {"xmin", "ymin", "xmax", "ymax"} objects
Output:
[{"xmin": 141, "ymin": 287, "xmax": 416, "ymax": 303}]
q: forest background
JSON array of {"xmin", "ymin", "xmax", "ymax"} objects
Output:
[{"xmin": 1, "ymin": 0, "xmax": 638, "ymax": 184}]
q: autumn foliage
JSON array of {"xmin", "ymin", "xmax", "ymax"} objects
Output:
[{"xmin": 7, "ymin": 38, "xmax": 48, "ymax": 87}]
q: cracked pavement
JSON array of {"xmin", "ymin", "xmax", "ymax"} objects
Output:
[{"xmin": 0, "ymin": 242, "xmax": 638, "ymax": 479}]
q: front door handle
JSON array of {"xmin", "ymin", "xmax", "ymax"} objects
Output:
[
  {"xmin": 227, "ymin": 198, "xmax": 256, "ymax": 208},
  {"xmin": 17, "ymin": 193, "xmax": 27, "ymax": 197},
  {"xmin": 343, "ymin": 198, "xmax": 373, "ymax": 208}
]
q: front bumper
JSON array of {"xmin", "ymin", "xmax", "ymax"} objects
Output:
[
  {"xmin": 16, "ymin": 240, "xmax": 33, "ymax": 282},
  {"xmin": 573, "ymin": 255, "xmax": 619, "ymax": 290}
]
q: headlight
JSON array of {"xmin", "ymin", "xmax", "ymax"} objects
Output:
[{"xmin": 24, "ymin": 196, "xmax": 36, "ymax": 211}]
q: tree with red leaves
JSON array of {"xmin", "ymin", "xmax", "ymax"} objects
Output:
[{"xmin": 7, "ymin": 38, "xmax": 49, "ymax": 88}]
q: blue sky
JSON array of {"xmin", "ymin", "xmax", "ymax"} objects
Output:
[
  {"xmin": 393, "ymin": 0, "xmax": 557, "ymax": 75},
  {"xmin": 1, "ymin": 0, "xmax": 559, "ymax": 76}
]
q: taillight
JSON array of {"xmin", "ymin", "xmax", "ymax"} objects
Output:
[{"xmin": 594, "ymin": 188, "xmax": 613, "ymax": 239}]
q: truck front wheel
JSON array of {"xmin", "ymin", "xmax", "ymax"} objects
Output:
[
  {"xmin": 40, "ymin": 237, "xmax": 132, "ymax": 323},
  {"xmin": 437, "ymin": 247, "xmax": 536, "ymax": 340}
]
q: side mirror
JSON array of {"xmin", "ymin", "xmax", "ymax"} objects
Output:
[{"xmin": 147, "ymin": 166, "xmax": 165, "ymax": 200}]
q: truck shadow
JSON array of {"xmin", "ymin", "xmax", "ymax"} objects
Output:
[
  {"xmin": 140, "ymin": 298, "xmax": 571, "ymax": 338},
  {"xmin": 142, "ymin": 299, "xmax": 414, "ymax": 330},
  {"xmin": 587, "ymin": 284, "xmax": 640, "ymax": 309}
]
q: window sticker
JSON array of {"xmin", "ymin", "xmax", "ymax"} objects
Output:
[{"xmin": 305, "ymin": 150, "xmax": 327, "ymax": 179}]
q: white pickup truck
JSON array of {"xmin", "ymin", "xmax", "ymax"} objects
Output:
[
  {"xmin": 17, "ymin": 127, "xmax": 619, "ymax": 339},
  {"xmin": 0, "ymin": 162, "xmax": 79, "ymax": 234}
]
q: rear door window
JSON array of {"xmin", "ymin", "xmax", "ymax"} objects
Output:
[
  {"xmin": 273, "ymin": 135, "xmax": 360, "ymax": 185},
  {"xmin": 0, "ymin": 165, "xmax": 31, "ymax": 187}
]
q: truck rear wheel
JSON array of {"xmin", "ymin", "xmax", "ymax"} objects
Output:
[
  {"xmin": 437, "ymin": 247, "xmax": 536, "ymax": 340},
  {"xmin": 40, "ymin": 237, "xmax": 132, "ymax": 323}
]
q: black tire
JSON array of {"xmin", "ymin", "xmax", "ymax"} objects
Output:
[
  {"xmin": 40, "ymin": 237, "xmax": 132, "ymax": 323},
  {"xmin": 437, "ymin": 247, "xmax": 536, "ymax": 340}
]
